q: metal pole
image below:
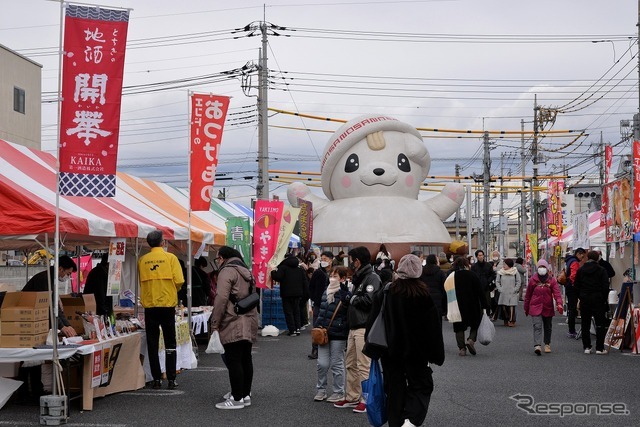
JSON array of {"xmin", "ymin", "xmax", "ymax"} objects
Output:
[
  {"xmin": 482, "ymin": 131, "xmax": 491, "ymax": 253},
  {"xmin": 499, "ymin": 153, "xmax": 505, "ymax": 256},
  {"xmin": 532, "ymin": 96, "xmax": 539, "ymax": 261}
]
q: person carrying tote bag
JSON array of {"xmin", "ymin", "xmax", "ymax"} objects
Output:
[{"xmin": 365, "ymin": 254, "xmax": 445, "ymax": 427}]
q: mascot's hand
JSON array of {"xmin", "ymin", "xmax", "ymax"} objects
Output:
[
  {"xmin": 287, "ymin": 182, "xmax": 312, "ymax": 207},
  {"xmin": 441, "ymin": 183, "xmax": 465, "ymax": 205}
]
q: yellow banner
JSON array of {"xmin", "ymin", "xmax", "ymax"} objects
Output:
[{"xmin": 527, "ymin": 233, "xmax": 538, "ymax": 265}]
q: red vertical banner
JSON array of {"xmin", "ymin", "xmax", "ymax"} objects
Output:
[
  {"xmin": 189, "ymin": 94, "xmax": 230, "ymax": 211},
  {"xmin": 298, "ymin": 199, "xmax": 313, "ymax": 255},
  {"xmin": 252, "ymin": 200, "xmax": 283, "ymax": 288},
  {"xmin": 633, "ymin": 141, "xmax": 640, "ymax": 234},
  {"xmin": 602, "ymin": 144, "xmax": 612, "ymax": 226},
  {"xmin": 58, "ymin": 5, "xmax": 129, "ymax": 197}
]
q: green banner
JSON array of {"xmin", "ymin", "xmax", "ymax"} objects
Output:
[{"xmin": 226, "ymin": 216, "xmax": 252, "ymax": 265}]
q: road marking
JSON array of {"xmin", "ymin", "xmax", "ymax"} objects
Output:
[{"xmin": 189, "ymin": 366, "xmax": 226, "ymax": 372}]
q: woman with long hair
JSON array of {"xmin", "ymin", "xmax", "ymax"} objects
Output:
[{"xmin": 366, "ymin": 254, "xmax": 444, "ymax": 427}]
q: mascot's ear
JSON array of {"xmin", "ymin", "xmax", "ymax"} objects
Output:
[{"xmin": 403, "ymin": 134, "xmax": 430, "ymax": 177}]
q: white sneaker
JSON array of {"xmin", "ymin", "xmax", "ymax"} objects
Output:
[
  {"xmin": 584, "ymin": 347, "xmax": 592, "ymax": 354},
  {"xmin": 595, "ymin": 350, "xmax": 608, "ymax": 355},
  {"xmin": 215, "ymin": 398, "xmax": 245, "ymax": 410},
  {"xmin": 402, "ymin": 419, "xmax": 417, "ymax": 427},
  {"xmin": 314, "ymin": 390, "xmax": 327, "ymax": 401},
  {"xmin": 223, "ymin": 391, "xmax": 251, "ymax": 405}
]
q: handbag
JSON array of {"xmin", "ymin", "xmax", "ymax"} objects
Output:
[
  {"xmin": 311, "ymin": 301, "xmax": 341, "ymax": 346},
  {"xmin": 205, "ymin": 330, "xmax": 225, "ymax": 354},
  {"xmin": 363, "ymin": 283, "xmax": 390, "ymax": 360},
  {"xmin": 557, "ymin": 268, "xmax": 567, "ymax": 285},
  {"xmin": 362, "ymin": 359, "xmax": 387, "ymax": 427},
  {"xmin": 477, "ymin": 312, "xmax": 495, "ymax": 345}
]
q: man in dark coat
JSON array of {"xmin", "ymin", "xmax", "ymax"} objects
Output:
[
  {"xmin": 83, "ymin": 253, "xmax": 110, "ymax": 315},
  {"xmin": 470, "ymin": 249, "xmax": 495, "ymax": 316},
  {"xmin": 575, "ymin": 250, "xmax": 610, "ymax": 354},
  {"xmin": 271, "ymin": 254, "xmax": 308, "ymax": 336},
  {"xmin": 451, "ymin": 256, "xmax": 488, "ymax": 356},
  {"xmin": 307, "ymin": 251, "xmax": 334, "ymax": 359}
]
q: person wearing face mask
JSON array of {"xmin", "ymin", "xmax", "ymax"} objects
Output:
[
  {"xmin": 308, "ymin": 251, "xmax": 335, "ymax": 359},
  {"xmin": 22, "ymin": 254, "xmax": 78, "ymax": 338},
  {"xmin": 470, "ymin": 249, "xmax": 495, "ymax": 317},
  {"xmin": 524, "ymin": 259, "xmax": 563, "ymax": 355},
  {"xmin": 313, "ymin": 266, "xmax": 351, "ymax": 403}
]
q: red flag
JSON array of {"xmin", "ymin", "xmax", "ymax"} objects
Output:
[
  {"xmin": 634, "ymin": 141, "xmax": 640, "ymax": 234},
  {"xmin": 190, "ymin": 94, "xmax": 230, "ymax": 211},
  {"xmin": 252, "ymin": 200, "xmax": 284, "ymax": 288},
  {"xmin": 58, "ymin": 5, "xmax": 129, "ymax": 197}
]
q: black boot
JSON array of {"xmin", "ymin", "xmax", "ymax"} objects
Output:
[{"xmin": 165, "ymin": 349, "xmax": 177, "ymax": 383}]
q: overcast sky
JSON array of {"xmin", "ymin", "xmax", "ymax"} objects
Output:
[{"xmin": 1, "ymin": 0, "xmax": 638, "ymax": 216}]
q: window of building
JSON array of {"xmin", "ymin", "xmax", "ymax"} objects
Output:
[
  {"xmin": 14, "ymin": 87, "xmax": 25, "ymax": 114},
  {"xmin": 508, "ymin": 227, "xmax": 518, "ymax": 235}
]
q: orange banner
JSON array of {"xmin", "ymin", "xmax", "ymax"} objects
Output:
[{"xmin": 189, "ymin": 94, "xmax": 230, "ymax": 211}]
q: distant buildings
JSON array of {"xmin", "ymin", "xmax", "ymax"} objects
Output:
[{"xmin": 0, "ymin": 43, "xmax": 41, "ymax": 149}]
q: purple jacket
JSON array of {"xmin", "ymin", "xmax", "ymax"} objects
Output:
[{"xmin": 524, "ymin": 273, "xmax": 562, "ymax": 317}]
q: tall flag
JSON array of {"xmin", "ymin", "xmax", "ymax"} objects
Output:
[
  {"xmin": 189, "ymin": 93, "xmax": 230, "ymax": 211},
  {"xmin": 225, "ymin": 217, "xmax": 251, "ymax": 266},
  {"xmin": 269, "ymin": 206, "xmax": 301, "ymax": 268},
  {"xmin": 634, "ymin": 141, "xmax": 640, "ymax": 235},
  {"xmin": 602, "ymin": 144, "xmax": 612, "ymax": 226},
  {"xmin": 298, "ymin": 199, "xmax": 313, "ymax": 255},
  {"xmin": 252, "ymin": 200, "xmax": 284, "ymax": 289},
  {"xmin": 546, "ymin": 180, "xmax": 563, "ymax": 238},
  {"xmin": 58, "ymin": 5, "xmax": 129, "ymax": 197}
]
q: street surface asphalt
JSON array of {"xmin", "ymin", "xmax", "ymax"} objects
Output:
[{"xmin": 2, "ymin": 304, "xmax": 639, "ymax": 426}]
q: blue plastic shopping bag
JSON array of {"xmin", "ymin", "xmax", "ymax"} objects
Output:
[{"xmin": 362, "ymin": 359, "xmax": 387, "ymax": 427}]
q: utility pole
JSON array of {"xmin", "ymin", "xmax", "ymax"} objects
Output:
[
  {"xmin": 520, "ymin": 119, "xmax": 527, "ymax": 257},
  {"xmin": 455, "ymin": 163, "xmax": 461, "ymax": 239},
  {"xmin": 256, "ymin": 20, "xmax": 270, "ymax": 200},
  {"xmin": 482, "ymin": 131, "xmax": 491, "ymax": 253},
  {"xmin": 499, "ymin": 152, "xmax": 505, "ymax": 256},
  {"xmin": 532, "ymin": 96, "xmax": 539, "ymax": 257}
]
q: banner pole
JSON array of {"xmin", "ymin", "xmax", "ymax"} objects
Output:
[
  {"xmin": 51, "ymin": 0, "xmax": 66, "ymax": 398},
  {"xmin": 187, "ymin": 91, "xmax": 192, "ymax": 328}
]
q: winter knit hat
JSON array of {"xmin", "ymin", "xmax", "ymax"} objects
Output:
[
  {"xmin": 537, "ymin": 259, "xmax": 550, "ymax": 269},
  {"xmin": 320, "ymin": 114, "xmax": 425, "ymax": 200},
  {"xmin": 396, "ymin": 254, "xmax": 423, "ymax": 279}
]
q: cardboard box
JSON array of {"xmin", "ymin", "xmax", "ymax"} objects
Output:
[
  {"xmin": 0, "ymin": 291, "xmax": 49, "ymax": 322},
  {"xmin": 60, "ymin": 294, "xmax": 97, "ymax": 335},
  {"xmin": 0, "ymin": 332, "xmax": 48, "ymax": 348},
  {"xmin": 0, "ymin": 319, "xmax": 49, "ymax": 335}
]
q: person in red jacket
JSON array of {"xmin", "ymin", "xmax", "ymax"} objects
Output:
[
  {"xmin": 564, "ymin": 248, "xmax": 586, "ymax": 338},
  {"xmin": 524, "ymin": 259, "xmax": 563, "ymax": 356}
]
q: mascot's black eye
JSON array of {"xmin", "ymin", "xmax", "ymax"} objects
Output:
[
  {"xmin": 345, "ymin": 153, "xmax": 359, "ymax": 173},
  {"xmin": 397, "ymin": 154, "xmax": 411, "ymax": 172}
]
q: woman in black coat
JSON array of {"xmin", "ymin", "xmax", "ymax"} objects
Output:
[
  {"xmin": 366, "ymin": 254, "xmax": 444, "ymax": 427},
  {"xmin": 419, "ymin": 254, "xmax": 447, "ymax": 319},
  {"xmin": 449, "ymin": 256, "xmax": 488, "ymax": 356}
]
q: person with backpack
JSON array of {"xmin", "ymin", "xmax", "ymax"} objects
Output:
[
  {"xmin": 575, "ymin": 250, "xmax": 610, "ymax": 354},
  {"xmin": 524, "ymin": 259, "xmax": 563, "ymax": 355},
  {"xmin": 564, "ymin": 248, "xmax": 586, "ymax": 338}
]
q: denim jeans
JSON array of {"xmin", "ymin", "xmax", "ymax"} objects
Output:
[{"xmin": 316, "ymin": 339, "xmax": 347, "ymax": 394}]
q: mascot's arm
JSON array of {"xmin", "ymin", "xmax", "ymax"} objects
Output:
[
  {"xmin": 425, "ymin": 183, "xmax": 465, "ymax": 220},
  {"xmin": 287, "ymin": 182, "xmax": 329, "ymax": 210}
]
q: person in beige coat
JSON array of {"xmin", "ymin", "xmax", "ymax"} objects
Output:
[
  {"xmin": 495, "ymin": 258, "xmax": 521, "ymax": 327},
  {"xmin": 211, "ymin": 246, "xmax": 258, "ymax": 410}
]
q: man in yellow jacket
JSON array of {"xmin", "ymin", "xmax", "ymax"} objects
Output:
[{"xmin": 138, "ymin": 230, "xmax": 184, "ymax": 390}]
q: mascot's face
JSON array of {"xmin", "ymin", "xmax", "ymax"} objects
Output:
[{"xmin": 328, "ymin": 131, "xmax": 429, "ymax": 200}]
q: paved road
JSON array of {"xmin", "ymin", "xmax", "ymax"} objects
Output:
[{"xmin": 2, "ymin": 304, "xmax": 639, "ymax": 426}]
